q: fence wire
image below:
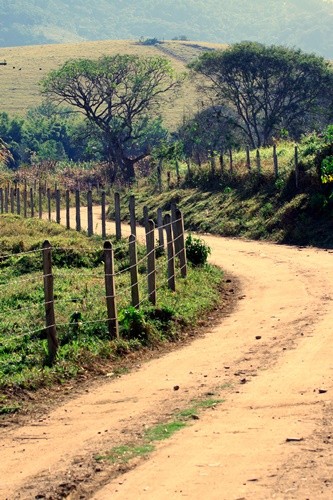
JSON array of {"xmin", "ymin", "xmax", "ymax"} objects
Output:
[{"xmin": 0, "ymin": 200, "xmax": 187, "ymax": 362}]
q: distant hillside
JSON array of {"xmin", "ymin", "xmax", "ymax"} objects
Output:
[
  {"xmin": 0, "ymin": 0, "xmax": 332, "ymax": 58},
  {"xmin": 0, "ymin": 39, "xmax": 222, "ymax": 124}
]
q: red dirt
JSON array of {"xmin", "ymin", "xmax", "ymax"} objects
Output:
[{"xmin": 1, "ymin": 208, "xmax": 333, "ymax": 499}]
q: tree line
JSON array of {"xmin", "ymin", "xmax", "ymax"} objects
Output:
[{"xmin": 1, "ymin": 42, "xmax": 333, "ymax": 184}]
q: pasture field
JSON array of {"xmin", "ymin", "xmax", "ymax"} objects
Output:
[{"xmin": 0, "ymin": 39, "xmax": 224, "ymax": 128}]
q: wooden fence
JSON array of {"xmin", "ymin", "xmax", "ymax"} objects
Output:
[
  {"xmin": 1, "ymin": 197, "xmax": 187, "ymax": 361},
  {"xmin": 157, "ymin": 144, "xmax": 301, "ymax": 190},
  {"xmin": 205, "ymin": 145, "xmax": 300, "ymax": 185},
  {"xmin": 0, "ymin": 185, "xmax": 129, "ymax": 239}
]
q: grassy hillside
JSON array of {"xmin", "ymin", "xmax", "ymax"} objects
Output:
[
  {"xmin": 0, "ymin": 39, "xmax": 223, "ymax": 127},
  {"xmin": 1, "ymin": 1, "xmax": 332, "ymax": 58},
  {"xmin": 107, "ymin": 142, "xmax": 333, "ymax": 249}
]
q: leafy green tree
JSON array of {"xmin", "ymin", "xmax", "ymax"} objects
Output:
[
  {"xmin": 41, "ymin": 54, "xmax": 183, "ymax": 182},
  {"xmin": 190, "ymin": 42, "xmax": 333, "ymax": 148},
  {"xmin": 177, "ymin": 105, "xmax": 240, "ymax": 163},
  {"xmin": 23, "ymin": 102, "xmax": 84, "ymax": 162},
  {"xmin": 0, "ymin": 138, "xmax": 13, "ymax": 168},
  {"xmin": 0, "ymin": 112, "xmax": 24, "ymax": 168}
]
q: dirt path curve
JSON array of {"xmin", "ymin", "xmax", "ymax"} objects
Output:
[{"xmin": 1, "ymin": 207, "xmax": 333, "ymax": 499}]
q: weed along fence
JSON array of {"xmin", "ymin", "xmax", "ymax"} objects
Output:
[{"xmin": 0, "ymin": 203, "xmax": 187, "ymax": 363}]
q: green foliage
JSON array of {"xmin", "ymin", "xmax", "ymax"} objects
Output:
[
  {"xmin": 300, "ymin": 125, "xmax": 333, "ymax": 186},
  {"xmin": 118, "ymin": 306, "xmax": 151, "ymax": 344},
  {"xmin": 41, "ymin": 54, "xmax": 183, "ymax": 182},
  {"xmin": 191, "ymin": 42, "xmax": 333, "ymax": 148},
  {"xmin": 177, "ymin": 106, "xmax": 239, "ymax": 162},
  {"xmin": 185, "ymin": 233, "xmax": 211, "ymax": 266},
  {"xmin": 321, "ymin": 156, "xmax": 333, "ymax": 184}
]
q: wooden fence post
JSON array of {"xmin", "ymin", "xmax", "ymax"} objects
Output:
[
  {"xmin": 38, "ymin": 186, "xmax": 43, "ymax": 219},
  {"xmin": 75, "ymin": 189, "xmax": 81, "ymax": 232},
  {"xmin": 0, "ymin": 188, "xmax": 3, "ymax": 214},
  {"xmin": 246, "ymin": 146, "xmax": 251, "ymax": 172},
  {"xmin": 219, "ymin": 151, "xmax": 224, "ymax": 175},
  {"xmin": 16, "ymin": 187, "xmax": 20, "ymax": 215},
  {"xmin": 129, "ymin": 234, "xmax": 140, "ymax": 308},
  {"xmin": 256, "ymin": 149, "xmax": 261, "ymax": 174},
  {"xmin": 273, "ymin": 145, "xmax": 279, "ymax": 178},
  {"xmin": 171, "ymin": 203, "xmax": 177, "ymax": 224},
  {"xmin": 55, "ymin": 189, "xmax": 61, "ymax": 224},
  {"xmin": 163, "ymin": 214, "xmax": 176, "ymax": 291},
  {"xmin": 47, "ymin": 188, "xmax": 51, "ymax": 221},
  {"xmin": 10, "ymin": 187, "xmax": 14, "ymax": 213},
  {"xmin": 4, "ymin": 187, "xmax": 8, "ymax": 213},
  {"xmin": 172, "ymin": 208, "xmax": 187, "ymax": 278},
  {"xmin": 87, "ymin": 190, "xmax": 93, "ymax": 236},
  {"xmin": 157, "ymin": 159, "xmax": 162, "ymax": 192},
  {"xmin": 104, "ymin": 241, "xmax": 119, "ymax": 339},
  {"xmin": 294, "ymin": 145, "xmax": 299, "ymax": 189},
  {"xmin": 157, "ymin": 207, "xmax": 164, "ymax": 250},
  {"xmin": 143, "ymin": 205, "xmax": 149, "ymax": 230},
  {"xmin": 114, "ymin": 192, "xmax": 121, "ymax": 240},
  {"xmin": 30, "ymin": 187, "xmax": 34, "ymax": 217},
  {"xmin": 42, "ymin": 240, "xmax": 58, "ymax": 363},
  {"xmin": 229, "ymin": 149, "xmax": 233, "ymax": 174},
  {"xmin": 65, "ymin": 190, "xmax": 70, "ymax": 229},
  {"xmin": 101, "ymin": 191, "xmax": 106, "ymax": 239},
  {"xmin": 145, "ymin": 219, "xmax": 156, "ymax": 305},
  {"xmin": 186, "ymin": 158, "xmax": 191, "ymax": 179},
  {"xmin": 129, "ymin": 194, "xmax": 136, "ymax": 237},
  {"xmin": 23, "ymin": 188, "xmax": 27, "ymax": 218},
  {"xmin": 175, "ymin": 159, "xmax": 180, "ymax": 187}
]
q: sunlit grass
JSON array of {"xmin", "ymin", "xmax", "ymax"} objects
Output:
[
  {"xmin": 0, "ymin": 214, "xmax": 223, "ymax": 392},
  {"xmin": 0, "ymin": 39, "xmax": 223, "ymax": 128}
]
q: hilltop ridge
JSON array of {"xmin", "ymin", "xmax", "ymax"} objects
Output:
[{"xmin": 0, "ymin": 0, "xmax": 332, "ymax": 58}]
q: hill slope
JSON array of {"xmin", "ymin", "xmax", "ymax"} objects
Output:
[
  {"xmin": 0, "ymin": 0, "xmax": 332, "ymax": 58},
  {"xmin": 0, "ymin": 39, "xmax": 221, "ymax": 123}
]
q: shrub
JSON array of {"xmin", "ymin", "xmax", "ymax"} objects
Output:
[
  {"xmin": 119, "ymin": 306, "xmax": 153, "ymax": 345},
  {"xmin": 185, "ymin": 234, "xmax": 211, "ymax": 266}
]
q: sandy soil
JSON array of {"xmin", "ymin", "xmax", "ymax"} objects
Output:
[{"xmin": 1, "ymin": 207, "xmax": 333, "ymax": 499}]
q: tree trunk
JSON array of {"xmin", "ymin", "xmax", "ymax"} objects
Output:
[{"xmin": 122, "ymin": 157, "xmax": 136, "ymax": 183}]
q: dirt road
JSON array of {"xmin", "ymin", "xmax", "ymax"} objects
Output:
[{"xmin": 1, "ymin": 208, "xmax": 333, "ymax": 499}]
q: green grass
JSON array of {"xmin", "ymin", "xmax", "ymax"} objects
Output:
[
  {"xmin": 97, "ymin": 395, "xmax": 224, "ymax": 466},
  {"xmin": 176, "ymin": 398, "xmax": 223, "ymax": 419},
  {"xmin": 0, "ymin": 404, "xmax": 21, "ymax": 415},
  {"xmin": 96, "ymin": 444, "xmax": 154, "ymax": 464},
  {"xmin": 144, "ymin": 421, "xmax": 187, "ymax": 442},
  {"xmin": 0, "ymin": 214, "xmax": 224, "ymax": 400}
]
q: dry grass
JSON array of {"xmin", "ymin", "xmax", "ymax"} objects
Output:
[{"xmin": 0, "ymin": 39, "xmax": 225, "ymax": 129}]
